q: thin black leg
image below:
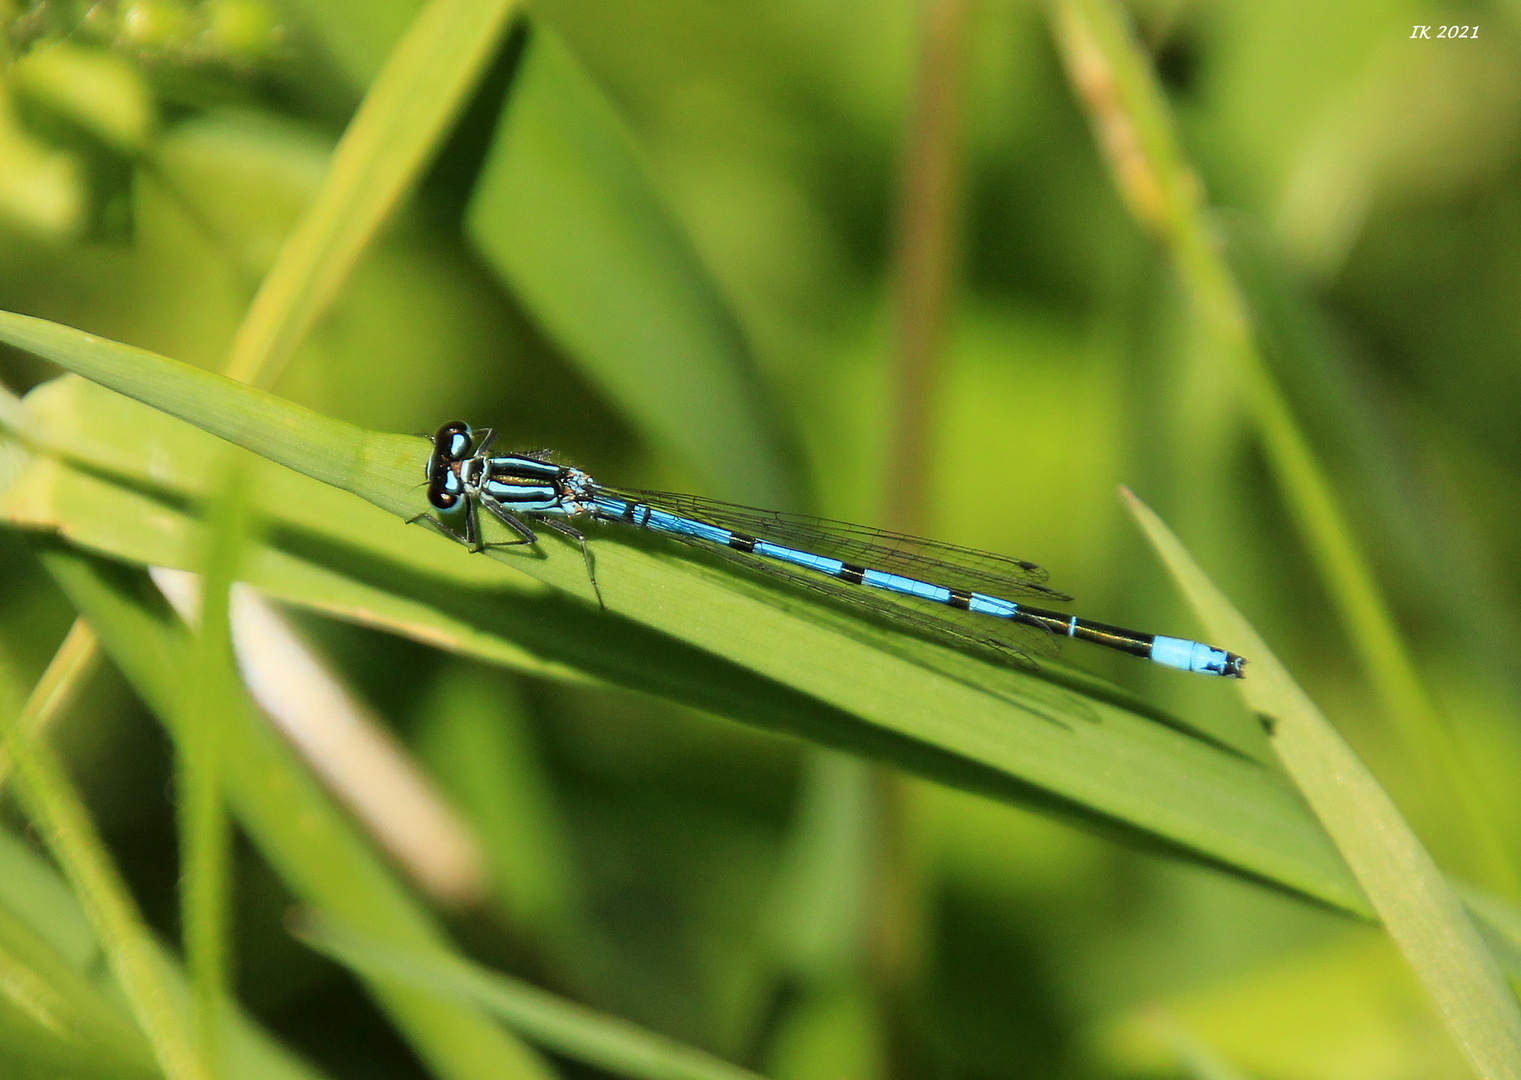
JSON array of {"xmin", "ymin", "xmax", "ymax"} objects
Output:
[
  {"xmin": 541, "ymin": 519, "xmax": 602, "ymax": 608},
  {"xmin": 465, "ymin": 498, "xmax": 483, "ymax": 552},
  {"xmin": 473, "ymin": 427, "xmax": 497, "ymax": 456},
  {"xmin": 407, "ymin": 512, "xmax": 467, "ymax": 546},
  {"xmin": 409, "ymin": 497, "xmax": 536, "ymax": 555},
  {"xmin": 480, "ymin": 498, "xmax": 541, "ymax": 547}
]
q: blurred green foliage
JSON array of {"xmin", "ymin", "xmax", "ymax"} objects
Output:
[{"xmin": 2, "ymin": 0, "xmax": 1519, "ymax": 1077}]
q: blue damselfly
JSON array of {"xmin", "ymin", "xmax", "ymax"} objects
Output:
[{"xmin": 410, "ymin": 422, "xmax": 1245, "ymax": 678}]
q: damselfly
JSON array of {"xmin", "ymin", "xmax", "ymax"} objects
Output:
[{"xmin": 410, "ymin": 421, "xmax": 1246, "ymax": 678}]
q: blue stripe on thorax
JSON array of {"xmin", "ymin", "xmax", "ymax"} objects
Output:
[
  {"xmin": 483, "ymin": 480, "xmax": 561, "ymax": 509},
  {"xmin": 487, "ymin": 456, "xmax": 562, "ymax": 479}
]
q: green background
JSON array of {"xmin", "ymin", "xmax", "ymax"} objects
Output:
[{"xmin": 1, "ymin": 1, "xmax": 1516, "ymax": 1077}]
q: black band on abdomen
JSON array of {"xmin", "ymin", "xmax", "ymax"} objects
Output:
[{"xmin": 1069, "ymin": 618, "xmax": 1154, "ymax": 658}]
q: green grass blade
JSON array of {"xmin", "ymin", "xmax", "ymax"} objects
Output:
[
  {"xmin": 0, "ymin": 636, "xmax": 207, "ymax": 1080},
  {"xmin": 295, "ymin": 911, "xmax": 766, "ymax": 1080},
  {"xmin": 0, "ymin": 616, "xmax": 98, "ymax": 795},
  {"xmin": 0, "ymin": 342, "xmax": 1373, "ymax": 916},
  {"xmin": 38, "ymin": 545, "xmax": 556, "ymax": 1080},
  {"xmin": 15, "ymin": 441, "xmax": 1362, "ymax": 915},
  {"xmin": 1125, "ymin": 487, "xmax": 1521, "ymax": 1079},
  {"xmin": 180, "ymin": 463, "xmax": 249, "ymax": 1071},
  {"xmin": 222, "ymin": 0, "xmax": 521, "ymax": 389},
  {"xmin": 467, "ymin": 25, "xmax": 798, "ymax": 506},
  {"xmin": 2, "ymin": 447, "xmax": 600, "ymax": 685},
  {"xmin": 0, "ymin": 311, "xmax": 419, "ymax": 507}
]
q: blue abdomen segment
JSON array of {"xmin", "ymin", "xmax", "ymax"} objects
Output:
[
  {"xmin": 643, "ymin": 506, "xmax": 733, "ymax": 546},
  {"xmin": 861, "ymin": 568, "xmax": 951, "ymax": 604},
  {"xmin": 1150, "ymin": 636, "xmax": 1243, "ymax": 677},
  {"xmin": 967, "ymin": 593, "xmax": 1019, "ymax": 619},
  {"xmin": 752, "ymin": 540, "xmax": 844, "ymax": 575}
]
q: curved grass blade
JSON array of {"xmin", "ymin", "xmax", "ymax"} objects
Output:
[
  {"xmin": 5, "ymin": 438, "xmax": 1367, "ymax": 918},
  {"xmin": 1125, "ymin": 486, "xmax": 1521, "ymax": 1080},
  {"xmin": 1, "ymin": 400, "xmax": 1365, "ymax": 920},
  {"xmin": 0, "ymin": 318, "xmax": 1372, "ymax": 915},
  {"xmin": 294, "ymin": 910, "xmax": 766, "ymax": 1080}
]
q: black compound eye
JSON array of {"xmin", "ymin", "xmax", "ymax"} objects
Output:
[
  {"xmin": 433, "ymin": 420, "xmax": 473, "ymax": 461},
  {"xmin": 428, "ymin": 466, "xmax": 466, "ymax": 511}
]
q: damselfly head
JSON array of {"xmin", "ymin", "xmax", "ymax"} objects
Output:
[{"xmin": 425, "ymin": 422, "xmax": 474, "ymax": 494}]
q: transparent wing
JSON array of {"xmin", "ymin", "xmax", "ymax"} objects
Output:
[
  {"xmin": 603, "ymin": 488, "xmax": 1072, "ymax": 602},
  {"xmin": 591, "ymin": 487, "xmax": 1073, "ymax": 668}
]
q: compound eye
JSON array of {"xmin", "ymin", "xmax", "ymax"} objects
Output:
[
  {"xmin": 433, "ymin": 420, "xmax": 472, "ymax": 461},
  {"xmin": 429, "ymin": 468, "xmax": 465, "ymax": 510}
]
